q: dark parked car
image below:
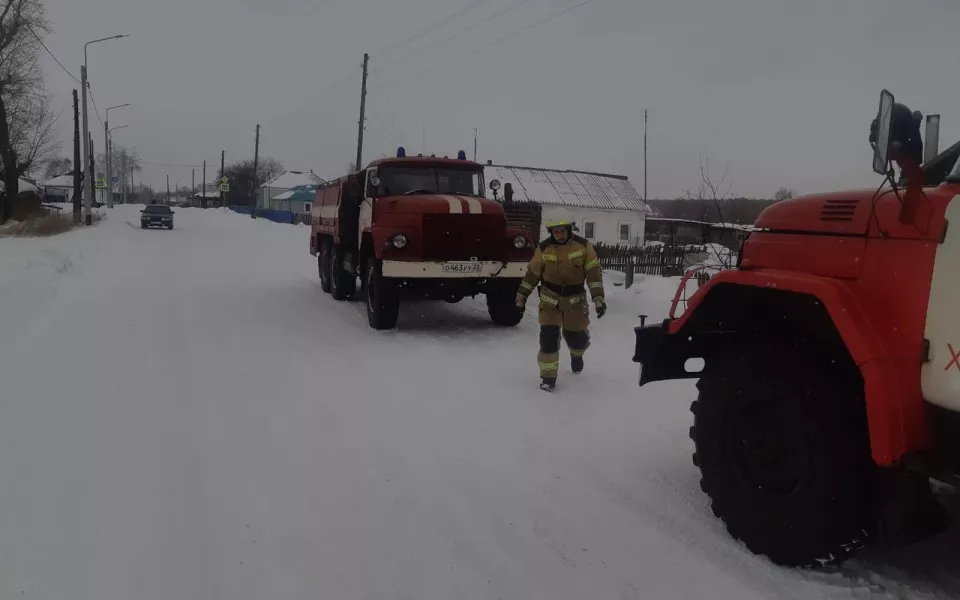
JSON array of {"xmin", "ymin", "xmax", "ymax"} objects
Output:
[{"xmin": 141, "ymin": 205, "xmax": 174, "ymax": 229}]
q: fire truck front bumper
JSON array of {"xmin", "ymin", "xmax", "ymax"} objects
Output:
[{"xmin": 381, "ymin": 260, "xmax": 528, "ymax": 279}]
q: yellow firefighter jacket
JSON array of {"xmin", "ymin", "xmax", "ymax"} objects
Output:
[{"xmin": 517, "ymin": 236, "xmax": 605, "ymax": 306}]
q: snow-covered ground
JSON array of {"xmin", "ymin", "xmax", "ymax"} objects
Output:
[{"xmin": 0, "ymin": 205, "xmax": 958, "ymax": 599}]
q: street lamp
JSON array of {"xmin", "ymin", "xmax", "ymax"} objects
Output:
[
  {"xmin": 109, "ymin": 125, "xmax": 129, "ymax": 203},
  {"xmin": 104, "ymin": 103, "xmax": 130, "ymax": 208},
  {"xmin": 81, "ymin": 34, "xmax": 129, "ymax": 225}
]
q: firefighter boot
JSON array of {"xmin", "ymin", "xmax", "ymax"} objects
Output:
[
  {"xmin": 540, "ymin": 377, "xmax": 557, "ymax": 392},
  {"xmin": 571, "ymin": 355, "xmax": 584, "ymax": 374}
]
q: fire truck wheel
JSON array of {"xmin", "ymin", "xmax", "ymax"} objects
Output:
[
  {"xmin": 692, "ymin": 344, "xmax": 876, "ymax": 567},
  {"xmin": 318, "ymin": 242, "xmax": 332, "ymax": 294},
  {"xmin": 366, "ymin": 260, "xmax": 399, "ymax": 330},
  {"xmin": 329, "ymin": 245, "xmax": 356, "ymax": 301},
  {"xmin": 487, "ymin": 283, "xmax": 524, "ymax": 326}
]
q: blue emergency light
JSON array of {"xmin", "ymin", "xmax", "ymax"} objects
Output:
[
  {"xmin": 457, "ymin": 150, "xmax": 467, "ymax": 160},
  {"xmin": 397, "ymin": 146, "xmax": 406, "ymax": 157}
]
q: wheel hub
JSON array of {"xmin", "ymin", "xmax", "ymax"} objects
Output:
[{"xmin": 728, "ymin": 395, "xmax": 808, "ymax": 496}]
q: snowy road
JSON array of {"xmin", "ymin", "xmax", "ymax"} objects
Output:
[{"xmin": 1, "ymin": 206, "xmax": 959, "ymax": 599}]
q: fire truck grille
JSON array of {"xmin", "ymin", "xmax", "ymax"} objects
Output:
[{"xmin": 422, "ymin": 214, "xmax": 507, "ymax": 261}]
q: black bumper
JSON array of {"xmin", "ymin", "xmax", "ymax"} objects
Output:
[{"xmin": 633, "ymin": 319, "xmax": 705, "ymax": 386}]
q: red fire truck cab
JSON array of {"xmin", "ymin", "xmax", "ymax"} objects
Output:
[
  {"xmin": 310, "ymin": 149, "xmax": 536, "ymax": 330},
  {"xmin": 632, "ymin": 90, "xmax": 960, "ymax": 567}
]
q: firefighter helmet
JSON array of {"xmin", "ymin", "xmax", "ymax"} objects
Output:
[{"xmin": 546, "ymin": 219, "xmax": 572, "ymax": 230}]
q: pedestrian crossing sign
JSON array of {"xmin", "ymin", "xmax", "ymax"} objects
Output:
[
  {"xmin": 219, "ymin": 182, "xmax": 229, "ymax": 192},
  {"xmin": 95, "ymin": 176, "xmax": 107, "ymax": 190}
]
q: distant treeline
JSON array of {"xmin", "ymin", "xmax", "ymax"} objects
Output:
[{"xmin": 647, "ymin": 198, "xmax": 781, "ymax": 226}]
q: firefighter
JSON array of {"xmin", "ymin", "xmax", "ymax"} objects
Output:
[{"xmin": 515, "ymin": 219, "xmax": 606, "ymax": 391}]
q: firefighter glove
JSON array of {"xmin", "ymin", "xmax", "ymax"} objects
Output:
[
  {"xmin": 515, "ymin": 294, "xmax": 527, "ymax": 309},
  {"xmin": 595, "ymin": 298, "xmax": 606, "ymax": 319}
]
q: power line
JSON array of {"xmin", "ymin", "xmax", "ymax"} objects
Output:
[
  {"xmin": 88, "ymin": 87, "xmax": 104, "ymax": 127},
  {"xmin": 376, "ymin": 0, "xmax": 492, "ymax": 56},
  {"xmin": 27, "ymin": 25, "xmax": 81, "ymax": 85},
  {"xmin": 374, "ymin": 0, "xmax": 536, "ymax": 74},
  {"xmin": 376, "ymin": 0, "xmax": 596, "ymax": 90},
  {"xmin": 140, "ymin": 159, "xmax": 224, "ymax": 168}
]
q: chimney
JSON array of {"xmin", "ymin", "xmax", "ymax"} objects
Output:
[{"xmin": 486, "ymin": 159, "xmax": 493, "ymax": 166}]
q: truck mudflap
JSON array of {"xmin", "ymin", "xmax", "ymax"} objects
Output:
[
  {"xmin": 382, "ymin": 260, "xmax": 527, "ymax": 279},
  {"xmin": 634, "ymin": 319, "xmax": 705, "ymax": 386}
]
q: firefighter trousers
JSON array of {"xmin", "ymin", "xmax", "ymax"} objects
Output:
[{"xmin": 537, "ymin": 294, "xmax": 590, "ymax": 379}]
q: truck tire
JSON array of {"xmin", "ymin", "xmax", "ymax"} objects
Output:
[
  {"xmin": 691, "ymin": 345, "xmax": 876, "ymax": 567},
  {"xmin": 329, "ymin": 245, "xmax": 355, "ymax": 301},
  {"xmin": 318, "ymin": 242, "xmax": 332, "ymax": 293},
  {"xmin": 366, "ymin": 260, "xmax": 399, "ymax": 330},
  {"xmin": 486, "ymin": 280, "xmax": 524, "ymax": 326}
]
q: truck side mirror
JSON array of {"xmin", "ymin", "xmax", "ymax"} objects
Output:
[
  {"xmin": 872, "ymin": 89, "xmax": 895, "ymax": 175},
  {"xmin": 924, "ymin": 114, "xmax": 940, "ymax": 165}
]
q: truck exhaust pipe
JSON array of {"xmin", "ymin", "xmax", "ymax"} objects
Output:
[{"xmin": 924, "ymin": 114, "xmax": 940, "ymax": 165}]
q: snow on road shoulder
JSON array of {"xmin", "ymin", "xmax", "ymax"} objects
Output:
[{"xmin": 0, "ymin": 205, "xmax": 957, "ymax": 600}]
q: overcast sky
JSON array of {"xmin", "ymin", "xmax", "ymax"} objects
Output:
[{"xmin": 36, "ymin": 0, "xmax": 960, "ymax": 199}]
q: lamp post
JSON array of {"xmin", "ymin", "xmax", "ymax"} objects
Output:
[
  {"xmin": 109, "ymin": 125, "xmax": 128, "ymax": 203},
  {"xmin": 81, "ymin": 34, "xmax": 128, "ymax": 224},
  {"xmin": 104, "ymin": 103, "xmax": 130, "ymax": 208}
]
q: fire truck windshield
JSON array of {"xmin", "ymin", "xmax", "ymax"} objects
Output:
[{"xmin": 376, "ymin": 167, "xmax": 484, "ymax": 197}]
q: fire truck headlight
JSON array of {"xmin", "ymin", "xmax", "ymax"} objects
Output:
[
  {"xmin": 513, "ymin": 235, "xmax": 527, "ymax": 249},
  {"xmin": 392, "ymin": 233, "xmax": 408, "ymax": 249}
]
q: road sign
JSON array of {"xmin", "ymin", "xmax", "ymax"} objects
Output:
[
  {"xmin": 220, "ymin": 176, "xmax": 228, "ymax": 184},
  {"xmin": 95, "ymin": 177, "xmax": 107, "ymax": 190},
  {"xmin": 112, "ymin": 176, "xmax": 119, "ymax": 184},
  {"xmin": 219, "ymin": 183, "xmax": 230, "ymax": 192}
]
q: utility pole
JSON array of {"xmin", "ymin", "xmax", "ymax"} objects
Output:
[
  {"xmin": 88, "ymin": 133, "xmax": 96, "ymax": 212},
  {"xmin": 192, "ymin": 168, "xmax": 195, "ymax": 197},
  {"xmin": 107, "ymin": 137, "xmax": 112, "ymax": 202},
  {"xmin": 104, "ymin": 120, "xmax": 111, "ymax": 208},
  {"xmin": 643, "ymin": 109, "xmax": 648, "ymax": 201},
  {"xmin": 355, "ymin": 53, "xmax": 369, "ymax": 171},
  {"xmin": 220, "ymin": 150, "xmax": 225, "ymax": 208},
  {"xmin": 202, "ymin": 160, "xmax": 207, "ymax": 209},
  {"xmin": 473, "ymin": 126, "xmax": 478, "ymax": 162},
  {"xmin": 72, "ymin": 90, "xmax": 81, "ymax": 224},
  {"xmin": 81, "ymin": 66, "xmax": 91, "ymax": 225},
  {"xmin": 252, "ymin": 124, "xmax": 260, "ymax": 210},
  {"xmin": 166, "ymin": 174, "xmax": 170, "ymax": 204},
  {"xmin": 121, "ymin": 152, "xmax": 127, "ymax": 204}
]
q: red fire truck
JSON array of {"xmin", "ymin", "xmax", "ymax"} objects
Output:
[
  {"xmin": 632, "ymin": 91, "xmax": 960, "ymax": 567},
  {"xmin": 310, "ymin": 149, "xmax": 536, "ymax": 330}
]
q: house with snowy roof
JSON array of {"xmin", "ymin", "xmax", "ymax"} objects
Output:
[
  {"xmin": 257, "ymin": 170, "xmax": 326, "ymax": 209},
  {"xmin": 483, "ymin": 163, "xmax": 651, "ymax": 246}
]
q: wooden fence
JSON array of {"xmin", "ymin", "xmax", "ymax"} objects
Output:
[{"xmin": 594, "ymin": 243, "xmax": 690, "ymax": 277}]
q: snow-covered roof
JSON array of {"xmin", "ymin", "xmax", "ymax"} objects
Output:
[
  {"xmin": 260, "ymin": 170, "xmax": 325, "ymax": 191},
  {"xmin": 190, "ymin": 191, "xmax": 221, "ymax": 198},
  {"xmin": 271, "ymin": 184, "xmax": 318, "ymax": 201},
  {"xmin": 0, "ymin": 178, "xmax": 40, "ymax": 193},
  {"xmin": 483, "ymin": 164, "xmax": 651, "ymax": 213},
  {"xmin": 42, "ymin": 174, "xmax": 75, "ymax": 188}
]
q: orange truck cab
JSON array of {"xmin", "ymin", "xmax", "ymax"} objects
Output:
[
  {"xmin": 632, "ymin": 90, "xmax": 960, "ymax": 567},
  {"xmin": 310, "ymin": 148, "xmax": 535, "ymax": 329}
]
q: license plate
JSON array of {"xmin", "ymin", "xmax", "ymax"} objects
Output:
[{"xmin": 442, "ymin": 262, "xmax": 483, "ymax": 274}]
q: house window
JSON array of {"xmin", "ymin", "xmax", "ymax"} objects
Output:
[
  {"xmin": 583, "ymin": 221, "xmax": 596, "ymax": 240},
  {"xmin": 304, "ymin": 203, "xmax": 312, "ymax": 214},
  {"xmin": 619, "ymin": 221, "xmax": 632, "ymax": 243}
]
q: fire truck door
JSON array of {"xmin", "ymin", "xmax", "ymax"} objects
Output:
[
  {"xmin": 359, "ymin": 168, "xmax": 376, "ymax": 240},
  {"xmin": 922, "ymin": 194, "xmax": 960, "ymax": 412}
]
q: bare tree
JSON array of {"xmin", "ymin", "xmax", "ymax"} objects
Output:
[
  {"xmin": 43, "ymin": 156, "xmax": 70, "ymax": 179},
  {"xmin": 692, "ymin": 154, "xmax": 736, "ymax": 270},
  {"xmin": 0, "ymin": 0, "xmax": 59, "ymax": 222},
  {"xmin": 773, "ymin": 187, "xmax": 796, "ymax": 202}
]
